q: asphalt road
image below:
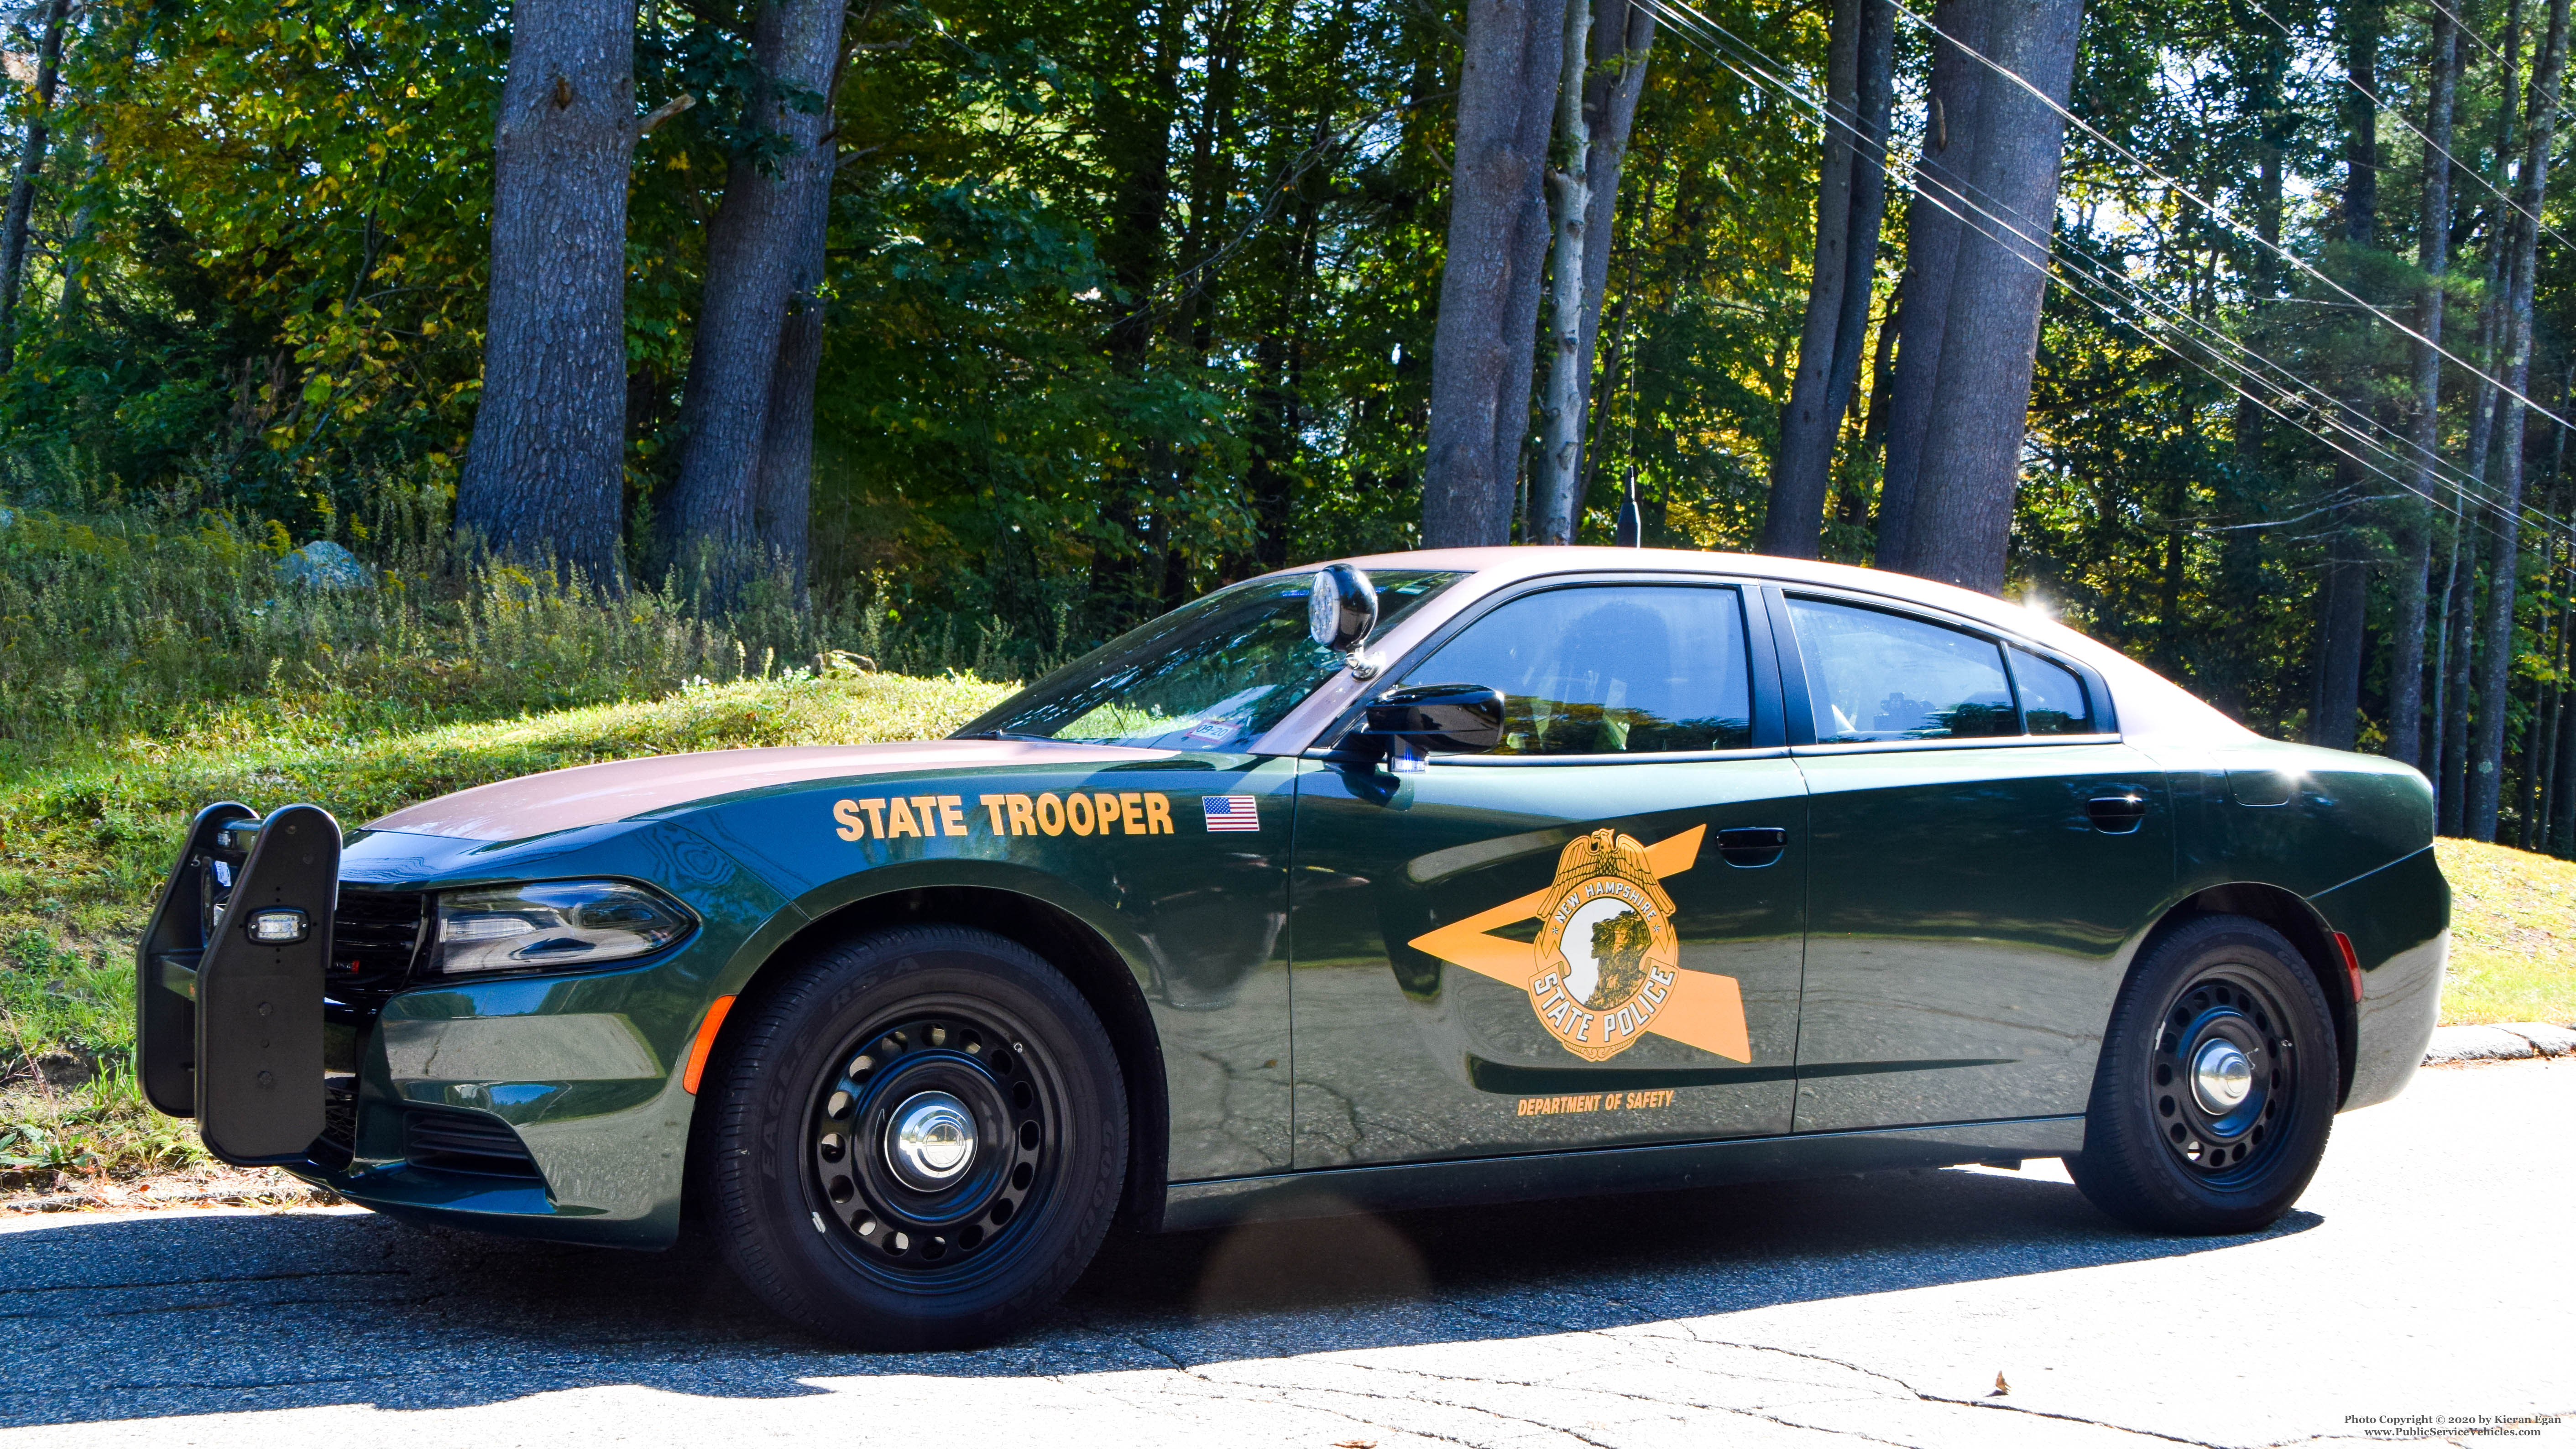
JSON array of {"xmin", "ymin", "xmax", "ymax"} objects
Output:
[{"xmin": 3, "ymin": 1060, "xmax": 2569, "ymax": 1449}]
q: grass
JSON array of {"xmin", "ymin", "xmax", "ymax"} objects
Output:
[
  {"xmin": 0, "ymin": 669, "xmax": 1014, "ymax": 1192},
  {"xmin": 2433, "ymin": 838, "xmax": 2576, "ymax": 1027}
]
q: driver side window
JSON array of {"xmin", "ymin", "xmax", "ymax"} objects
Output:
[{"xmin": 1408, "ymin": 585, "xmax": 1753, "ymax": 755}]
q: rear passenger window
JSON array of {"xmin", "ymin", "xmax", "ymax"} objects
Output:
[
  {"xmin": 1410, "ymin": 585, "xmax": 1753, "ymax": 754},
  {"xmin": 2010, "ymin": 647, "xmax": 2094, "ymax": 734},
  {"xmin": 1787, "ymin": 598, "xmax": 2017, "ymax": 742}
]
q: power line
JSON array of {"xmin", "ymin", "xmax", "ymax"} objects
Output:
[
  {"xmin": 1632, "ymin": 0, "xmax": 2576, "ymax": 558},
  {"xmin": 2233, "ymin": 0, "xmax": 2576, "ymax": 263},
  {"xmin": 1887, "ymin": 0, "xmax": 2576, "ymax": 439}
]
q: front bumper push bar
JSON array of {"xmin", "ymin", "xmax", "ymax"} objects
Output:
[{"xmin": 136, "ymin": 801, "xmax": 341, "ymax": 1165}]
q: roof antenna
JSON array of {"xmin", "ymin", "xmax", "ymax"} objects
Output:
[{"xmin": 1614, "ymin": 465, "xmax": 1643, "ymax": 547}]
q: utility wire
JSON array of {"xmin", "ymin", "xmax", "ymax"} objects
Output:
[
  {"xmin": 1634, "ymin": 0, "xmax": 2574, "ymax": 555},
  {"xmin": 2233, "ymin": 0, "xmax": 2576, "ymax": 261},
  {"xmin": 1885, "ymin": 0, "xmax": 2576, "ymax": 438}
]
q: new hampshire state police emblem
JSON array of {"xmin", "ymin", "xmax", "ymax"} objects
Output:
[
  {"xmin": 1529, "ymin": 829, "xmax": 1681, "ymax": 1061},
  {"xmin": 1408, "ymin": 824, "xmax": 1752, "ymax": 1065}
]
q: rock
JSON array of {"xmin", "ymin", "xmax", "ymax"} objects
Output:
[
  {"xmin": 35, "ymin": 1051, "xmax": 94, "ymax": 1089},
  {"xmin": 277, "ymin": 539, "xmax": 373, "ymax": 591}
]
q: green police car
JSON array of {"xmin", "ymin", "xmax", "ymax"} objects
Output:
[{"xmin": 137, "ymin": 547, "xmax": 2447, "ymax": 1346}]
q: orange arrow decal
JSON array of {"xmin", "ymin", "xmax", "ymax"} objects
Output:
[{"xmin": 1405, "ymin": 824, "xmax": 1750, "ymax": 1063}]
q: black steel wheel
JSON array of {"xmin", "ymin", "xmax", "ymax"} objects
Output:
[
  {"xmin": 2068, "ymin": 914, "xmax": 2338, "ymax": 1234},
  {"xmin": 696, "ymin": 924, "xmax": 1126, "ymax": 1347}
]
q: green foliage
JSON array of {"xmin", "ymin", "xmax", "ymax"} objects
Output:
[
  {"xmin": 3, "ymin": 0, "xmax": 504, "ymax": 520},
  {"xmin": 0, "ymin": 458, "xmax": 1062, "ymax": 769}
]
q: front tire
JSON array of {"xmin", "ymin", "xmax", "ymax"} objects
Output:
[
  {"xmin": 697, "ymin": 924, "xmax": 1127, "ymax": 1348},
  {"xmin": 2067, "ymin": 914, "xmax": 2338, "ymax": 1235}
]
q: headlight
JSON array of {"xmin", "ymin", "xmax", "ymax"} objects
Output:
[{"xmin": 431, "ymin": 880, "xmax": 695, "ymax": 977}]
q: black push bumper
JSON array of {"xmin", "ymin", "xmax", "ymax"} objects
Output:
[{"xmin": 136, "ymin": 802, "xmax": 343, "ymax": 1165}]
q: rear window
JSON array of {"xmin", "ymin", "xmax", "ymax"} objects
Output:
[{"xmin": 1787, "ymin": 598, "xmax": 2017, "ymax": 742}]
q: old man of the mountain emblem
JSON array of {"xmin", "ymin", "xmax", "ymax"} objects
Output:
[
  {"xmin": 1406, "ymin": 823, "xmax": 1751, "ymax": 1065},
  {"xmin": 1531, "ymin": 829, "xmax": 1681, "ymax": 1061}
]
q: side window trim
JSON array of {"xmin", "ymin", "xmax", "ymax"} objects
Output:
[
  {"xmin": 1314, "ymin": 573, "xmax": 1787, "ymax": 756},
  {"xmin": 1766, "ymin": 585, "xmax": 2122, "ymax": 751}
]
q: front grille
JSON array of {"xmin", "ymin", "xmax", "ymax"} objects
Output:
[
  {"xmin": 332, "ymin": 888, "xmax": 428, "ymax": 1006},
  {"xmin": 402, "ymin": 1107, "xmax": 542, "ymax": 1178}
]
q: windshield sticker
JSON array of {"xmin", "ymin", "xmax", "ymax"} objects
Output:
[
  {"xmin": 1407, "ymin": 826, "xmax": 1752, "ymax": 1064},
  {"xmin": 1202, "ymin": 795, "xmax": 1260, "ymax": 832},
  {"xmin": 834, "ymin": 792, "xmax": 1178, "ymax": 841}
]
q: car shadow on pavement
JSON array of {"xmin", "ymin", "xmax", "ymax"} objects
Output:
[{"xmin": 0, "ymin": 1165, "xmax": 2318, "ymax": 1428}]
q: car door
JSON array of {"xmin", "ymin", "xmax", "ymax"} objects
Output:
[
  {"xmin": 1772, "ymin": 589, "xmax": 2174, "ymax": 1132},
  {"xmin": 1287, "ymin": 578, "xmax": 1809, "ymax": 1169}
]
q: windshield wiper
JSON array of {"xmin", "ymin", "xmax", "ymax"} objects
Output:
[{"xmin": 951, "ymin": 729, "xmax": 1062, "ymax": 742}]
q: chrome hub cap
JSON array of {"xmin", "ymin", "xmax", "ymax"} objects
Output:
[
  {"xmin": 888, "ymin": 1091, "xmax": 977, "ymax": 1188},
  {"xmin": 2190, "ymin": 1039, "xmax": 2253, "ymax": 1114}
]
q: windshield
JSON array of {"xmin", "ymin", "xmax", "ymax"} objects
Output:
[{"xmin": 959, "ymin": 569, "xmax": 1463, "ymax": 751}]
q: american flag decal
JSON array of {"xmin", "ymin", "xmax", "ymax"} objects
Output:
[{"xmin": 1202, "ymin": 795, "xmax": 1260, "ymax": 832}]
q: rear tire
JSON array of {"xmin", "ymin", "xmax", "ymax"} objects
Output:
[
  {"xmin": 697, "ymin": 924, "xmax": 1127, "ymax": 1348},
  {"xmin": 2067, "ymin": 914, "xmax": 2338, "ymax": 1235}
]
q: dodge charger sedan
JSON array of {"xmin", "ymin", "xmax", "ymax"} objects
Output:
[{"xmin": 137, "ymin": 547, "xmax": 2446, "ymax": 1346}]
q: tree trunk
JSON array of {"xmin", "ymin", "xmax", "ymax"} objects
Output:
[
  {"xmin": 1530, "ymin": 0, "xmax": 1597, "ymax": 544},
  {"xmin": 455, "ymin": 0, "xmax": 639, "ymax": 584},
  {"xmin": 657, "ymin": 0, "xmax": 848, "ymax": 587},
  {"xmin": 1561, "ymin": 0, "xmax": 1655, "ymax": 511},
  {"xmin": 2440, "ymin": 1, "xmax": 2521, "ymax": 831},
  {"xmin": 0, "ymin": 0, "xmax": 68, "ymax": 363},
  {"xmin": 1421, "ymin": 0, "xmax": 1564, "ymax": 547},
  {"xmin": 2312, "ymin": 0, "xmax": 2380, "ymax": 754},
  {"xmin": 2532, "ymin": 572, "xmax": 2570, "ymax": 845},
  {"xmin": 2313, "ymin": 547, "xmax": 2368, "ymax": 749},
  {"xmin": 2392, "ymin": 4, "xmax": 2460, "ymax": 770},
  {"xmin": 51, "ymin": 120, "xmax": 97, "ymax": 327},
  {"xmin": 2558, "ymin": 586, "xmax": 2576, "ymax": 850},
  {"xmin": 1761, "ymin": 0, "xmax": 1893, "ymax": 559},
  {"xmin": 2231, "ymin": 5, "xmax": 2289, "ymax": 459},
  {"xmin": 2472, "ymin": 0, "xmax": 2572, "ymax": 840},
  {"xmin": 1891, "ymin": 0, "xmax": 2084, "ymax": 594},
  {"xmin": 2339, "ymin": 1, "xmax": 2381, "ymax": 249},
  {"xmin": 1760, "ymin": 0, "xmax": 1860, "ymax": 557},
  {"xmin": 1875, "ymin": 0, "xmax": 1990, "ymax": 570},
  {"xmin": 748, "ymin": 124, "xmax": 833, "ymax": 591},
  {"xmin": 1084, "ymin": 0, "xmax": 1185, "ymax": 624}
]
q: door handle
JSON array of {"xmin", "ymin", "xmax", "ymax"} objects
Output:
[
  {"xmin": 2086, "ymin": 792, "xmax": 2148, "ymax": 834},
  {"xmin": 1717, "ymin": 826, "xmax": 1788, "ymax": 866}
]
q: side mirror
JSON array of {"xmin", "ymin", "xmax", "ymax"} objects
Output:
[
  {"xmin": 1361, "ymin": 683, "xmax": 1506, "ymax": 754},
  {"xmin": 1307, "ymin": 563, "xmax": 1378, "ymax": 652}
]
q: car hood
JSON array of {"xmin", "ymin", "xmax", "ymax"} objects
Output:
[{"xmin": 365, "ymin": 740, "xmax": 1177, "ymax": 843}]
